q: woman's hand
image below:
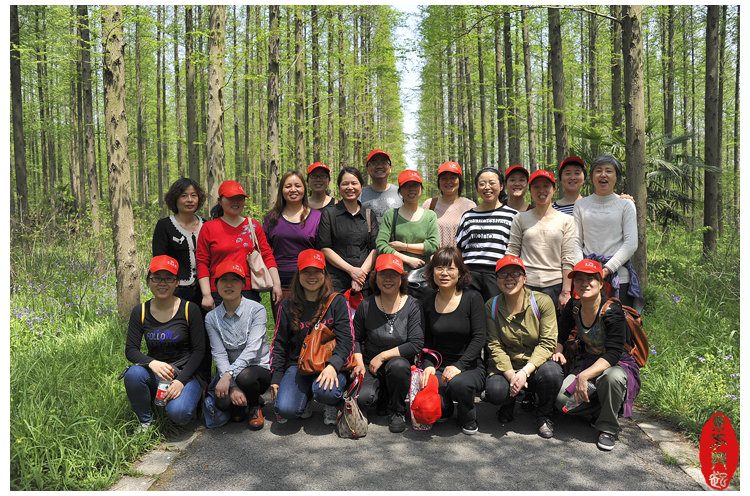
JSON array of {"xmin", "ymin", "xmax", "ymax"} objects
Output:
[
  {"xmin": 215, "ymin": 373, "xmax": 231, "ymax": 399},
  {"xmin": 351, "ymin": 280, "xmax": 363, "ymax": 292},
  {"xmin": 230, "ymin": 386, "xmax": 247, "ymax": 406},
  {"xmin": 164, "ymin": 380, "xmax": 184, "ymax": 401},
  {"xmin": 269, "ymin": 384, "xmax": 279, "ymax": 402},
  {"xmin": 349, "ymin": 266, "xmax": 367, "ymax": 286},
  {"xmin": 149, "ymin": 360, "xmax": 175, "ymax": 381},
  {"xmin": 574, "ymin": 374, "xmax": 591, "ymax": 404},
  {"xmin": 558, "ymin": 291, "xmax": 571, "ymax": 310},
  {"xmin": 271, "ymin": 283, "xmax": 283, "ymax": 305},
  {"xmin": 602, "ymin": 267, "xmax": 611, "ymax": 279},
  {"xmin": 441, "ymin": 365, "xmax": 461, "ymax": 384},
  {"xmin": 420, "ymin": 366, "xmax": 436, "ymax": 389},
  {"xmin": 509, "ymin": 370, "xmax": 528, "ymax": 397},
  {"xmin": 404, "ymin": 256, "xmax": 425, "ymax": 269},
  {"xmin": 551, "ymin": 352, "xmax": 567, "ymax": 365},
  {"xmin": 350, "ymin": 355, "xmax": 366, "ymax": 379},
  {"xmin": 315, "ymin": 364, "xmax": 339, "ymax": 391},
  {"xmin": 369, "ymin": 353, "xmax": 386, "ymax": 375},
  {"xmin": 201, "ymin": 293, "xmax": 215, "ymax": 311}
]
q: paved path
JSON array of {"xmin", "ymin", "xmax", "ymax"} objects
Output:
[{"xmin": 112, "ymin": 395, "xmax": 712, "ymax": 491}]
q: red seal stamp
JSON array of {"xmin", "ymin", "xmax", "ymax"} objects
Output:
[{"xmin": 699, "ymin": 412, "xmax": 738, "ymax": 490}]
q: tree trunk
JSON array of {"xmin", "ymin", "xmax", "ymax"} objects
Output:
[
  {"xmin": 256, "ymin": 7, "xmax": 267, "ymax": 202},
  {"xmin": 10, "ymin": 5, "xmax": 28, "ymax": 225},
  {"xmin": 244, "ymin": 6, "xmax": 252, "ymax": 198},
  {"xmin": 232, "ymin": 6, "xmax": 241, "ymax": 179},
  {"xmin": 135, "ymin": 9, "xmax": 147, "ymax": 205},
  {"xmin": 185, "ymin": 6, "xmax": 200, "ymax": 181},
  {"xmin": 338, "ymin": 9, "xmax": 348, "ymax": 169},
  {"xmin": 733, "ymin": 9, "xmax": 740, "ymax": 220},
  {"xmin": 716, "ymin": 6, "xmax": 727, "ymax": 238},
  {"xmin": 588, "ymin": 12, "xmax": 599, "ymax": 158},
  {"xmin": 548, "ymin": 8, "xmax": 569, "ymax": 163},
  {"xmin": 477, "ymin": 13, "xmax": 488, "ymax": 168},
  {"xmin": 447, "ymin": 38, "xmax": 456, "ymax": 160},
  {"xmin": 461, "ymin": 24, "xmax": 477, "ymax": 189},
  {"xmin": 69, "ymin": 8, "xmax": 82, "ymax": 214},
  {"xmin": 78, "ymin": 5, "xmax": 102, "ymax": 239},
  {"xmin": 34, "ymin": 8, "xmax": 49, "ymax": 201},
  {"xmin": 327, "ymin": 8, "xmax": 335, "ymax": 166},
  {"xmin": 267, "ymin": 5, "xmax": 281, "ymax": 207},
  {"xmin": 611, "ymin": 6, "xmax": 623, "ymax": 138},
  {"xmin": 702, "ymin": 6, "xmax": 720, "ymax": 257},
  {"xmin": 156, "ymin": 6, "xmax": 164, "ymax": 213},
  {"xmin": 621, "ymin": 5, "xmax": 648, "ymax": 291},
  {"xmin": 174, "ymin": 6, "xmax": 185, "ymax": 177},
  {"xmin": 494, "ymin": 16, "xmax": 506, "ymax": 170},
  {"xmin": 311, "ymin": 6, "xmax": 321, "ymax": 162},
  {"xmin": 504, "ymin": 12, "xmax": 520, "ymax": 166},
  {"xmin": 102, "ymin": 5, "xmax": 141, "ymax": 320},
  {"xmin": 199, "ymin": 7, "xmax": 208, "ymax": 169},
  {"xmin": 206, "ymin": 6, "xmax": 227, "ymax": 211},
  {"xmin": 295, "ymin": 8, "xmax": 306, "ymax": 170},
  {"xmin": 521, "ymin": 10, "xmax": 537, "ymax": 170}
]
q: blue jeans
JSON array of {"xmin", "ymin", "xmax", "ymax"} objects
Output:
[
  {"xmin": 123, "ymin": 364, "xmax": 202, "ymax": 425},
  {"xmin": 274, "ymin": 365, "xmax": 346, "ymax": 419}
]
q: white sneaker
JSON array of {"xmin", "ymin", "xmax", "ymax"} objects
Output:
[
  {"xmin": 136, "ymin": 421, "xmax": 152, "ymax": 434},
  {"xmin": 323, "ymin": 405, "xmax": 339, "ymax": 425},
  {"xmin": 300, "ymin": 402, "xmax": 313, "ymax": 419}
]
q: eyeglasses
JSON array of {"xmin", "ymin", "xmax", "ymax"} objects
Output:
[
  {"xmin": 496, "ymin": 271, "xmax": 524, "ymax": 280},
  {"xmin": 149, "ymin": 276, "xmax": 177, "ymax": 284},
  {"xmin": 434, "ymin": 266, "xmax": 458, "ymax": 274}
]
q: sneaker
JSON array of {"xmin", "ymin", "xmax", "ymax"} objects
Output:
[
  {"xmin": 388, "ymin": 412, "xmax": 407, "ymax": 433},
  {"xmin": 597, "ymin": 431, "xmax": 616, "ymax": 451},
  {"xmin": 323, "ymin": 405, "xmax": 339, "ymax": 425},
  {"xmin": 537, "ymin": 417, "xmax": 554, "ymax": 439},
  {"xmin": 461, "ymin": 420, "xmax": 479, "ymax": 435},
  {"xmin": 136, "ymin": 421, "xmax": 152, "ymax": 434},
  {"xmin": 248, "ymin": 407, "xmax": 264, "ymax": 430},
  {"xmin": 300, "ymin": 402, "xmax": 313, "ymax": 419},
  {"xmin": 275, "ymin": 414, "xmax": 288, "ymax": 424}
]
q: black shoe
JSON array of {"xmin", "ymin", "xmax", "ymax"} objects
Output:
[
  {"xmin": 537, "ymin": 417, "xmax": 554, "ymax": 439},
  {"xmin": 461, "ymin": 420, "xmax": 479, "ymax": 435},
  {"xmin": 388, "ymin": 412, "xmax": 407, "ymax": 433},
  {"xmin": 496, "ymin": 405, "xmax": 514, "ymax": 424},
  {"xmin": 597, "ymin": 431, "xmax": 616, "ymax": 451}
]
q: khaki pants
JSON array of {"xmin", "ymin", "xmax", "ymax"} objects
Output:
[{"xmin": 555, "ymin": 365, "xmax": 627, "ymax": 435}]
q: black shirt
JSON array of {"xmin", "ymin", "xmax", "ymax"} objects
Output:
[
  {"xmin": 152, "ymin": 215, "xmax": 205, "ymax": 286},
  {"xmin": 353, "ymin": 295, "xmax": 424, "ymax": 364},
  {"xmin": 317, "ymin": 201, "xmax": 379, "ymax": 291}
]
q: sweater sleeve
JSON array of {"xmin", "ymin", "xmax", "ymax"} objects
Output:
[
  {"xmin": 326, "ymin": 295, "xmax": 355, "ymax": 372},
  {"xmin": 422, "ymin": 210, "xmax": 439, "ymax": 257},
  {"xmin": 125, "ymin": 304, "xmax": 152, "ymax": 365},
  {"xmin": 506, "ymin": 214, "xmax": 522, "ymax": 257},
  {"xmin": 527, "ymin": 292, "xmax": 557, "ymax": 369},
  {"xmin": 572, "ymin": 202, "xmax": 584, "ymax": 264},
  {"xmin": 175, "ymin": 302, "xmax": 206, "ymax": 385},
  {"xmin": 152, "ymin": 218, "xmax": 169, "ymax": 257},
  {"xmin": 230, "ymin": 302, "xmax": 270, "ymax": 374},
  {"xmin": 195, "ymin": 221, "xmax": 212, "ymax": 280},
  {"xmin": 375, "ymin": 208, "xmax": 397, "ymax": 255},
  {"xmin": 453, "ymin": 291, "xmax": 487, "ymax": 371},
  {"xmin": 353, "ymin": 298, "xmax": 368, "ymax": 355},
  {"xmin": 205, "ymin": 309, "xmax": 234, "ymax": 384},
  {"xmin": 270, "ymin": 301, "xmax": 291, "ymax": 385},
  {"xmin": 485, "ymin": 298, "xmax": 512, "ymax": 375},
  {"xmin": 600, "ymin": 301, "xmax": 627, "ymax": 366},
  {"xmin": 603, "ymin": 200, "xmax": 638, "ymax": 275},
  {"xmin": 560, "ymin": 214, "xmax": 576, "ymax": 271},
  {"xmin": 397, "ymin": 298, "xmax": 424, "ymax": 359}
]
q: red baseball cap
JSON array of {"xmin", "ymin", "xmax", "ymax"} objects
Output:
[
  {"xmin": 398, "ymin": 169, "xmax": 423, "ymax": 187},
  {"xmin": 410, "ymin": 371, "xmax": 441, "ymax": 425},
  {"xmin": 529, "ymin": 169, "xmax": 556, "ymax": 187},
  {"xmin": 218, "ymin": 180, "xmax": 247, "ymax": 198},
  {"xmin": 298, "ymin": 249, "xmax": 326, "ymax": 271},
  {"xmin": 366, "ymin": 149, "xmax": 391, "ymax": 164},
  {"xmin": 149, "ymin": 255, "xmax": 179, "ymax": 275},
  {"xmin": 307, "ymin": 162, "xmax": 330, "ymax": 175},
  {"xmin": 375, "ymin": 254, "xmax": 404, "ymax": 274},
  {"xmin": 568, "ymin": 259, "xmax": 603, "ymax": 279},
  {"xmin": 495, "ymin": 255, "xmax": 526, "ymax": 273},
  {"xmin": 214, "ymin": 259, "xmax": 246, "ymax": 283},
  {"xmin": 505, "ymin": 164, "xmax": 529, "ymax": 179},
  {"xmin": 559, "ymin": 155, "xmax": 587, "ymax": 177},
  {"xmin": 438, "ymin": 161, "xmax": 462, "ymax": 176}
]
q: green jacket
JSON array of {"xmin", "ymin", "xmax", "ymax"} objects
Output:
[
  {"xmin": 375, "ymin": 207, "xmax": 439, "ymax": 264},
  {"xmin": 485, "ymin": 288, "xmax": 558, "ymax": 375}
]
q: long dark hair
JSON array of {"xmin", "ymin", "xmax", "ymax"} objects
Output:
[
  {"xmin": 265, "ymin": 171, "xmax": 310, "ymax": 230},
  {"xmin": 474, "ymin": 167, "xmax": 508, "ymax": 205},
  {"xmin": 288, "ymin": 268, "xmax": 333, "ymax": 332},
  {"xmin": 164, "ymin": 178, "xmax": 207, "ymax": 214}
]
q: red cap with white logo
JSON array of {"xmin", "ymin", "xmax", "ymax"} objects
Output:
[
  {"xmin": 529, "ymin": 169, "xmax": 556, "ymax": 186},
  {"xmin": 375, "ymin": 254, "xmax": 404, "ymax": 274},
  {"xmin": 495, "ymin": 255, "xmax": 526, "ymax": 274},
  {"xmin": 366, "ymin": 149, "xmax": 391, "ymax": 164},
  {"xmin": 149, "ymin": 255, "xmax": 179, "ymax": 275},
  {"xmin": 438, "ymin": 161, "xmax": 462, "ymax": 176},
  {"xmin": 298, "ymin": 249, "xmax": 326, "ymax": 271},
  {"xmin": 568, "ymin": 259, "xmax": 603, "ymax": 279},
  {"xmin": 307, "ymin": 162, "xmax": 330, "ymax": 175},
  {"xmin": 214, "ymin": 259, "xmax": 247, "ymax": 283},
  {"xmin": 398, "ymin": 169, "xmax": 423, "ymax": 187},
  {"xmin": 218, "ymin": 180, "xmax": 248, "ymax": 198}
]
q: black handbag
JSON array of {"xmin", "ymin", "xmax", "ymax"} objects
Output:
[{"xmin": 390, "ymin": 208, "xmax": 433, "ymax": 301}]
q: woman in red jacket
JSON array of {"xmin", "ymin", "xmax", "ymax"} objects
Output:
[{"xmin": 196, "ymin": 180, "xmax": 282, "ymax": 310}]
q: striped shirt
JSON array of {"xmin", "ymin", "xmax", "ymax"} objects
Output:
[
  {"xmin": 455, "ymin": 205, "xmax": 518, "ymax": 269},
  {"xmin": 552, "ymin": 201, "xmax": 575, "ymax": 216}
]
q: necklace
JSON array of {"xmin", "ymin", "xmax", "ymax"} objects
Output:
[{"xmin": 377, "ymin": 294, "xmax": 404, "ymax": 334}]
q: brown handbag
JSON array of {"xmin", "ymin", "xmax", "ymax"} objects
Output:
[{"xmin": 297, "ymin": 294, "xmax": 356, "ymax": 375}]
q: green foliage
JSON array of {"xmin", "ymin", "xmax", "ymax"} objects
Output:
[{"xmin": 637, "ymin": 225, "xmax": 739, "ymax": 444}]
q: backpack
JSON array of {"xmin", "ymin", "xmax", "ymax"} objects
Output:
[{"xmin": 600, "ymin": 298, "xmax": 649, "ymax": 368}]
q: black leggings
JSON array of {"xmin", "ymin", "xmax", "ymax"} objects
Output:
[
  {"xmin": 357, "ymin": 357, "xmax": 412, "ymax": 414},
  {"xmin": 215, "ymin": 365, "xmax": 271, "ymax": 411}
]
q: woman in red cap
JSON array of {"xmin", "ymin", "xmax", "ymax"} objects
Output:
[
  {"xmin": 196, "ymin": 180, "xmax": 281, "ymax": 311},
  {"xmin": 421, "ymin": 247, "xmax": 486, "ymax": 435},
  {"xmin": 553, "ymin": 259, "xmax": 641, "ymax": 452},
  {"xmin": 484, "ymin": 255, "xmax": 563, "ymax": 439},
  {"xmin": 306, "ymin": 162, "xmax": 337, "ymax": 211},
  {"xmin": 351, "ymin": 254, "xmax": 424, "ymax": 433},
  {"xmin": 269, "ymin": 249, "xmax": 355, "ymax": 426},
  {"xmin": 422, "ymin": 161, "xmax": 476, "ymax": 248},
  {"xmin": 375, "ymin": 169, "xmax": 439, "ymax": 273},
  {"xmin": 264, "ymin": 171, "xmax": 323, "ymax": 319},
  {"xmin": 507, "ymin": 169, "xmax": 576, "ymax": 311},
  {"xmin": 204, "ymin": 260, "xmax": 271, "ymax": 430},
  {"xmin": 505, "ymin": 165, "xmax": 532, "ymax": 212},
  {"xmin": 123, "ymin": 255, "xmax": 207, "ymax": 432}
]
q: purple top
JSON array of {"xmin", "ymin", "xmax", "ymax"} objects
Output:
[{"xmin": 263, "ymin": 209, "xmax": 322, "ymax": 274}]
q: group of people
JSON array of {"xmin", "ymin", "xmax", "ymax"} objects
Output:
[{"xmin": 123, "ymin": 148, "xmax": 642, "ymax": 452}]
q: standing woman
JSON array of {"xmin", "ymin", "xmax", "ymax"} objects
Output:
[
  {"xmin": 306, "ymin": 162, "xmax": 337, "ymax": 211},
  {"xmin": 270, "ymin": 249, "xmax": 354, "ymax": 426},
  {"xmin": 572, "ymin": 155, "xmax": 641, "ymax": 310},
  {"xmin": 505, "ymin": 165, "xmax": 532, "ymax": 212},
  {"xmin": 553, "ymin": 260, "xmax": 641, "ymax": 451},
  {"xmin": 421, "ymin": 247, "xmax": 486, "ymax": 435},
  {"xmin": 455, "ymin": 167, "xmax": 517, "ymax": 302},
  {"xmin": 506, "ymin": 169, "xmax": 576, "ymax": 310},
  {"xmin": 124, "ymin": 256, "xmax": 206, "ymax": 431},
  {"xmin": 152, "ymin": 178, "xmax": 207, "ymax": 309},
  {"xmin": 552, "ymin": 155, "xmax": 587, "ymax": 216},
  {"xmin": 318, "ymin": 167, "xmax": 378, "ymax": 293},
  {"xmin": 376, "ymin": 170, "xmax": 439, "ymax": 271},
  {"xmin": 264, "ymin": 171, "xmax": 323, "ymax": 318},
  {"xmin": 351, "ymin": 254, "xmax": 424, "ymax": 433},
  {"xmin": 195, "ymin": 180, "xmax": 282, "ymax": 310},
  {"xmin": 422, "ymin": 161, "xmax": 476, "ymax": 248},
  {"xmin": 484, "ymin": 255, "xmax": 563, "ymax": 439}
]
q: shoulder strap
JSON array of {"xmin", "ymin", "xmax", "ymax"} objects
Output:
[
  {"xmin": 141, "ymin": 302, "xmax": 145, "ymax": 324},
  {"xmin": 529, "ymin": 291, "xmax": 541, "ymax": 320},
  {"xmin": 248, "ymin": 218, "xmax": 260, "ymax": 252},
  {"xmin": 185, "ymin": 300, "xmax": 189, "ymax": 325},
  {"xmin": 429, "ymin": 197, "xmax": 438, "ymax": 211},
  {"xmin": 389, "ymin": 208, "xmax": 399, "ymax": 242},
  {"xmin": 365, "ymin": 208, "xmax": 371, "ymax": 234},
  {"xmin": 491, "ymin": 296, "xmax": 499, "ymax": 322},
  {"xmin": 418, "ymin": 348, "xmax": 443, "ymax": 369},
  {"xmin": 313, "ymin": 293, "xmax": 340, "ymax": 330}
]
